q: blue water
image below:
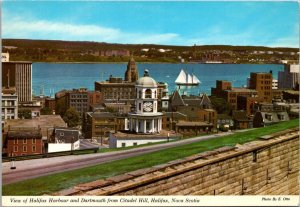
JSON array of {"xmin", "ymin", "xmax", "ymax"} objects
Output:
[{"xmin": 32, "ymin": 63, "xmax": 284, "ymax": 97}]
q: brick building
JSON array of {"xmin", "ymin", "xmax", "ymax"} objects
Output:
[
  {"xmin": 249, "ymin": 72, "xmax": 273, "ymax": 102},
  {"xmin": 6, "ymin": 128, "xmax": 43, "ymax": 157},
  {"xmin": 55, "ymin": 88, "xmax": 102, "ymax": 115},
  {"xmin": 84, "ymin": 112, "xmax": 125, "ymax": 140},
  {"xmin": 95, "ymin": 57, "xmax": 168, "ymax": 106},
  {"xmin": 211, "ymin": 80, "xmax": 258, "ymax": 110},
  {"xmin": 167, "ymin": 91, "xmax": 217, "ymax": 134}
]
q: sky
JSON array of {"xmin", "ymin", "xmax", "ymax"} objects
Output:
[{"xmin": 2, "ymin": 1, "xmax": 299, "ymax": 47}]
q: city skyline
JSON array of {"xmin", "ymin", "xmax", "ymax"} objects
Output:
[{"xmin": 2, "ymin": 1, "xmax": 299, "ymax": 47}]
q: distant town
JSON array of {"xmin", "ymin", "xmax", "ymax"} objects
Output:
[{"xmin": 3, "ymin": 39, "xmax": 299, "ymax": 64}]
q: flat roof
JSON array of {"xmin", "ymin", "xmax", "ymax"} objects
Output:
[
  {"xmin": 4, "ymin": 115, "xmax": 66, "ymax": 137},
  {"xmin": 176, "ymin": 121, "xmax": 213, "ymax": 127},
  {"xmin": 112, "ymin": 129, "xmax": 180, "ymax": 139},
  {"xmin": 227, "ymin": 88, "xmax": 257, "ymax": 93}
]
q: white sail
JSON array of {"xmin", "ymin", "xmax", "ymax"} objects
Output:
[
  {"xmin": 175, "ymin": 69, "xmax": 187, "ymax": 84},
  {"xmin": 175, "ymin": 69, "xmax": 200, "ymax": 85},
  {"xmin": 187, "ymin": 73, "xmax": 193, "ymax": 84},
  {"xmin": 192, "ymin": 73, "xmax": 201, "ymax": 84}
]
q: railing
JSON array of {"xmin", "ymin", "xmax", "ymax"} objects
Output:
[{"xmin": 2, "ymin": 147, "xmax": 99, "ymax": 162}]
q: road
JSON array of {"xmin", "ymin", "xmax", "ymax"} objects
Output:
[
  {"xmin": 79, "ymin": 139, "xmax": 102, "ymax": 149},
  {"xmin": 3, "ymin": 131, "xmax": 236, "ymax": 185}
]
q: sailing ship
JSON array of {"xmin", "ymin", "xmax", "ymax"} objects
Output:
[{"xmin": 175, "ymin": 69, "xmax": 201, "ymax": 85}]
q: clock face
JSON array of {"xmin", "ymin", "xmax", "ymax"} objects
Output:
[{"xmin": 143, "ymin": 101, "xmax": 153, "ymax": 112}]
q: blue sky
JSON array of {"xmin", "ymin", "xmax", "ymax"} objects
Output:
[{"xmin": 2, "ymin": 1, "xmax": 299, "ymax": 47}]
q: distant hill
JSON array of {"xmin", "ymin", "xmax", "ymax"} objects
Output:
[{"xmin": 2, "ymin": 39, "xmax": 299, "ymax": 63}]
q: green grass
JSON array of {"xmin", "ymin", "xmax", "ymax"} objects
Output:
[{"xmin": 3, "ymin": 119, "xmax": 298, "ymax": 195}]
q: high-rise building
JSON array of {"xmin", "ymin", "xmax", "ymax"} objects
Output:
[
  {"xmin": 2, "ymin": 61, "xmax": 32, "ymax": 103},
  {"xmin": 278, "ymin": 64, "xmax": 299, "ymax": 89},
  {"xmin": 249, "ymin": 72, "xmax": 273, "ymax": 102}
]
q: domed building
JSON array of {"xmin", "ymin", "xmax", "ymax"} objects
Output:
[{"xmin": 128, "ymin": 70, "xmax": 163, "ymax": 134}]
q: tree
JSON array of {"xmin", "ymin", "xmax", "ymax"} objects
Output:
[
  {"xmin": 209, "ymin": 96, "xmax": 231, "ymax": 114},
  {"xmin": 55, "ymin": 98, "xmax": 67, "ymax": 116},
  {"xmin": 63, "ymin": 108, "xmax": 80, "ymax": 127},
  {"xmin": 18, "ymin": 109, "xmax": 32, "ymax": 119},
  {"xmin": 41, "ymin": 107, "xmax": 52, "ymax": 115}
]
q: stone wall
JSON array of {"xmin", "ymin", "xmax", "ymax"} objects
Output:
[{"xmin": 55, "ymin": 128, "xmax": 299, "ymax": 196}]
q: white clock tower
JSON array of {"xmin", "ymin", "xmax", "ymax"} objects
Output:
[{"xmin": 128, "ymin": 70, "xmax": 163, "ymax": 134}]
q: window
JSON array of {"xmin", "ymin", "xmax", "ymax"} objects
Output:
[
  {"xmin": 14, "ymin": 139, "xmax": 18, "ymax": 144},
  {"xmin": 139, "ymin": 91, "xmax": 142, "ymax": 99},
  {"xmin": 32, "ymin": 146, "xmax": 36, "ymax": 152},
  {"xmin": 121, "ymin": 143, "xmax": 126, "ymax": 147},
  {"xmin": 23, "ymin": 146, "xmax": 27, "ymax": 152},
  {"xmin": 23, "ymin": 139, "xmax": 27, "ymax": 144},
  {"xmin": 32, "ymin": 138, "xmax": 36, "ymax": 144},
  {"xmin": 145, "ymin": 89, "xmax": 152, "ymax": 98},
  {"xmin": 13, "ymin": 146, "xmax": 18, "ymax": 152},
  {"xmin": 139, "ymin": 103, "xmax": 141, "ymax": 111}
]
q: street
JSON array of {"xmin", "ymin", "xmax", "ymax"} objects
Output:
[{"xmin": 3, "ymin": 131, "xmax": 234, "ymax": 185}]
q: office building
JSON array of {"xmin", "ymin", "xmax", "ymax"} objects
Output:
[
  {"xmin": 278, "ymin": 64, "xmax": 299, "ymax": 89},
  {"xmin": 2, "ymin": 61, "xmax": 32, "ymax": 103}
]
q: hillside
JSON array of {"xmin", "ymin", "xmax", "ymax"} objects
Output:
[{"xmin": 2, "ymin": 39, "xmax": 299, "ymax": 63}]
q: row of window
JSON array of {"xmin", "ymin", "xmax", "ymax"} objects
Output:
[
  {"xmin": 13, "ymin": 145, "xmax": 36, "ymax": 152},
  {"xmin": 121, "ymin": 142, "xmax": 137, "ymax": 147},
  {"xmin": 13, "ymin": 138, "xmax": 36, "ymax": 144},
  {"xmin": 70, "ymin": 99, "xmax": 88, "ymax": 102},
  {"xmin": 70, "ymin": 94, "xmax": 88, "ymax": 99}
]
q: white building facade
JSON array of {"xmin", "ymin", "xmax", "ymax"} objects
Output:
[
  {"xmin": 2, "ymin": 91, "xmax": 18, "ymax": 128},
  {"xmin": 128, "ymin": 70, "xmax": 163, "ymax": 134}
]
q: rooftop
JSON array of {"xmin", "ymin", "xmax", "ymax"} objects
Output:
[
  {"xmin": 176, "ymin": 121, "xmax": 213, "ymax": 127},
  {"xmin": 112, "ymin": 129, "xmax": 180, "ymax": 139},
  {"xmin": 227, "ymin": 88, "xmax": 257, "ymax": 93},
  {"xmin": 4, "ymin": 115, "xmax": 66, "ymax": 137}
]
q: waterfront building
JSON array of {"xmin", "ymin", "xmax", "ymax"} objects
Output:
[
  {"xmin": 2, "ymin": 60, "xmax": 32, "ymax": 103},
  {"xmin": 278, "ymin": 64, "xmax": 299, "ymax": 89}
]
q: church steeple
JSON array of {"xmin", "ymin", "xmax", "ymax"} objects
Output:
[{"xmin": 125, "ymin": 55, "xmax": 139, "ymax": 82}]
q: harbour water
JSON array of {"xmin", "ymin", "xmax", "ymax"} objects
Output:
[{"xmin": 32, "ymin": 63, "xmax": 284, "ymax": 97}]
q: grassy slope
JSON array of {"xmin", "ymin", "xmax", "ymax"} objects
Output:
[{"xmin": 3, "ymin": 119, "xmax": 299, "ymax": 195}]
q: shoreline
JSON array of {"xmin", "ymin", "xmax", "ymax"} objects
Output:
[{"xmin": 32, "ymin": 61, "xmax": 283, "ymax": 65}]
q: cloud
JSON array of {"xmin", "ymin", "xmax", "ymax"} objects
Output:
[{"xmin": 2, "ymin": 17, "xmax": 179, "ymax": 44}]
